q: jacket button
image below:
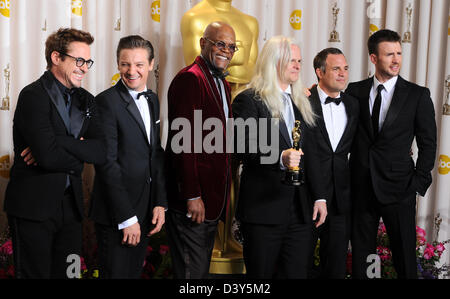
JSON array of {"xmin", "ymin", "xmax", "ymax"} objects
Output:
[{"xmin": 146, "ymin": 177, "xmax": 152, "ymax": 184}]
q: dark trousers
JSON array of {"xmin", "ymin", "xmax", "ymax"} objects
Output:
[
  {"xmin": 241, "ymin": 198, "xmax": 312, "ymax": 279},
  {"xmin": 310, "ymin": 202, "xmax": 350, "ymax": 279},
  {"xmin": 165, "ymin": 210, "xmax": 218, "ymax": 279},
  {"xmin": 8, "ymin": 188, "xmax": 82, "ymax": 279},
  {"xmin": 351, "ymin": 190, "xmax": 417, "ymax": 279},
  {"xmin": 95, "ymin": 219, "xmax": 151, "ymax": 279}
]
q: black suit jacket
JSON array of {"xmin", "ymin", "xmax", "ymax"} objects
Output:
[
  {"xmin": 309, "ymin": 86, "xmax": 359, "ymax": 214},
  {"xmin": 346, "ymin": 76, "xmax": 437, "ymax": 205},
  {"xmin": 232, "ymin": 88, "xmax": 326, "ymax": 225},
  {"xmin": 90, "ymin": 80, "xmax": 167, "ymax": 227},
  {"xmin": 4, "ymin": 71, "xmax": 105, "ymax": 221}
]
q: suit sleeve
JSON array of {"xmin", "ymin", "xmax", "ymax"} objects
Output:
[
  {"xmin": 16, "ymin": 87, "xmax": 83, "ymax": 174},
  {"xmin": 413, "ymin": 87, "xmax": 437, "ymax": 196},
  {"xmin": 55, "ymin": 96, "xmax": 106, "ymax": 165},
  {"xmin": 95, "ymin": 93, "xmax": 135, "ymax": 223},
  {"xmin": 150, "ymin": 94, "xmax": 168, "ymax": 209},
  {"xmin": 167, "ymin": 73, "xmax": 203, "ymax": 201}
]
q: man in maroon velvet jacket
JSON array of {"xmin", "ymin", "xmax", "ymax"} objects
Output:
[{"xmin": 165, "ymin": 21, "xmax": 236, "ymax": 279}]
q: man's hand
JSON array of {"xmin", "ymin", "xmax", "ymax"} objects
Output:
[
  {"xmin": 303, "ymin": 87, "xmax": 312, "ymax": 97},
  {"xmin": 187, "ymin": 198, "xmax": 205, "ymax": 224},
  {"xmin": 148, "ymin": 206, "xmax": 165, "ymax": 236},
  {"xmin": 21, "ymin": 147, "xmax": 37, "ymax": 166},
  {"xmin": 313, "ymin": 201, "xmax": 327, "ymax": 228},
  {"xmin": 122, "ymin": 222, "xmax": 141, "ymax": 246},
  {"xmin": 281, "ymin": 148, "xmax": 304, "ymax": 168}
]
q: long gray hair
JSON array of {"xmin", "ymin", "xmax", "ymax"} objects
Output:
[{"xmin": 246, "ymin": 36, "xmax": 316, "ymax": 126}]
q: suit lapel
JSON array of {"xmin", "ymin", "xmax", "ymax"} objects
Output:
[
  {"xmin": 310, "ymin": 87, "xmax": 333, "ymax": 150},
  {"xmin": 335, "ymin": 92, "xmax": 354, "ymax": 151},
  {"xmin": 195, "ymin": 56, "xmax": 226, "ymax": 123},
  {"xmin": 116, "ymin": 80, "xmax": 150, "ymax": 145},
  {"xmin": 357, "ymin": 78, "xmax": 375, "ymax": 140},
  {"xmin": 380, "ymin": 76, "xmax": 409, "ymax": 136},
  {"xmin": 69, "ymin": 94, "xmax": 84, "ymax": 138},
  {"xmin": 40, "ymin": 71, "xmax": 71, "ymax": 133}
]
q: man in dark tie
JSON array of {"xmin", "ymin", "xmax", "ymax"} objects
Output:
[
  {"xmin": 4, "ymin": 28, "xmax": 105, "ymax": 278},
  {"xmin": 90, "ymin": 35, "xmax": 167, "ymax": 278},
  {"xmin": 308, "ymin": 48, "xmax": 359, "ymax": 278},
  {"xmin": 165, "ymin": 21, "xmax": 235, "ymax": 279},
  {"xmin": 346, "ymin": 29, "xmax": 437, "ymax": 279}
]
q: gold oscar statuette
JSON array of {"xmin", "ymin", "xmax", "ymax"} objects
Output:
[
  {"xmin": 1, "ymin": 63, "xmax": 10, "ymax": 111},
  {"xmin": 402, "ymin": 4, "xmax": 413, "ymax": 43},
  {"xmin": 114, "ymin": 0, "xmax": 122, "ymax": 31},
  {"xmin": 283, "ymin": 121, "xmax": 304, "ymax": 186},
  {"xmin": 443, "ymin": 75, "xmax": 450, "ymax": 116},
  {"xmin": 329, "ymin": 2, "xmax": 341, "ymax": 43}
]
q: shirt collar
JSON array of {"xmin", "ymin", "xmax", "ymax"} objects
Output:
[
  {"xmin": 317, "ymin": 85, "xmax": 341, "ymax": 104},
  {"xmin": 280, "ymin": 85, "xmax": 292, "ymax": 95},
  {"xmin": 373, "ymin": 75, "xmax": 398, "ymax": 94},
  {"xmin": 122, "ymin": 79, "xmax": 147, "ymax": 100}
]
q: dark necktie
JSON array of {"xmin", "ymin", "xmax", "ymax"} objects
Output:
[
  {"xmin": 372, "ymin": 84, "xmax": 384, "ymax": 137},
  {"xmin": 325, "ymin": 96, "xmax": 342, "ymax": 105}
]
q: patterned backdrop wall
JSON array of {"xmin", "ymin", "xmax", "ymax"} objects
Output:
[{"xmin": 0, "ymin": 0, "xmax": 449, "ymax": 267}]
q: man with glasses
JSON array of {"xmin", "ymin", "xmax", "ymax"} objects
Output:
[
  {"xmin": 4, "ymin": 28, "xmax": 105, "ymax": 278},
  {"xmin": 165, "ymin": 21, "xmax": 236, "ymax": 278}
]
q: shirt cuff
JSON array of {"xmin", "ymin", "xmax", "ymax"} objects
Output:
[
  {"xmin": 315, "ymin": 199, "xmax": 327, "ymax": 203},
  {"xmin": 280, "ymin": 150, "xmax": 286, "ymax": 170},
  {"xmin": 118, "ymin": 216, "xmax": 138, "ymax": 230},
  {"xmin": 187, "ymin": 196, "xmax": 201, "ymax": 201}
]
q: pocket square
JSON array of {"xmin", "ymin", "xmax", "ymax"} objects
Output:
[{"xmin": 155, "ymin": 120, "xmax": 160, "ymax": 124}]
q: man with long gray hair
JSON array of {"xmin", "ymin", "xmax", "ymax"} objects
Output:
[{"xmin": 232, "ymin": 36, "xmax": 327, "ymax": 278}]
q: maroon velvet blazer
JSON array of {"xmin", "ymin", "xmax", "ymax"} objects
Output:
[{"xmin": 166, "ymin": 56, "xmax": 232, "ymax": 221}]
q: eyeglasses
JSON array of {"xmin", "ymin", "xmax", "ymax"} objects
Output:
[
  {"xmin": 203, "ymin": 37, "xmax": 238, "ymax": 53},
  {"xmin": 59, "ymin": 52, "xmax": 94, "ymax": 69}
]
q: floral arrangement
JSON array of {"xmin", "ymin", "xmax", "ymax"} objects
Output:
[
  {"xmin": 376, "ymin": 214, "xmax": 450, "ymax": 279},
  {"xmin": 0, "ymin": 227, "xmax": 13, "ymax": 279}
]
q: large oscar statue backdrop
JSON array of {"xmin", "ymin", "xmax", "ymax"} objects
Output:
[{"xmin": 181, "ymin": 0, "xmax": 259, "ymax": 274}]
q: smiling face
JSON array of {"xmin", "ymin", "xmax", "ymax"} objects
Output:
[
  {"xmin": 200, "ymin": 23, "xmax": 236, "ymax": 71},
  {"xmin": 118, "ymin": 47, "xmax": 154, "ymax": 92},
  {"xmin": 371, "ymin": 41, "xmax": 402, "ymax": 83},
  {"xmin": 51, "ymin": 41, "xmax": 91, "ymax": 88},
  {"xmin": 278, "ymin": 44, "xmax": 302, "ymax": 90},
  {"xmin": 317, "ymin": 54, "xmax": 349, "ymax": 97}
]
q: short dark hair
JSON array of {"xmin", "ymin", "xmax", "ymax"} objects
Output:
[
  {"xmin": 45, "ymin": 28, "xmax": 94, "ymax": 70},
  {"xmin": 116, "ymin": 35, "xmax": 154, "ymax": 63},
  {"xmin": 313, "ymin": 47, "xmax": 344, "ymax": 81},
  {"xmin": 368, "ymin": 29, "xmax": 401, "ymax": 55}
]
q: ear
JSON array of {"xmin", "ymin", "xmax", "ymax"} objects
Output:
[
  {"xmin": 315, "ymin": 68, "xmax": 323, "ymax": 81},
  {"xmin": 149, "ymin": 58, "xmax": 155, "ymax": 72},
  {"xmin": 369, "ymin": 53, "xmax": 377, "ymax": 66},
  {"xmin": 51, "ymin": 51, "xmax": 61, "ymax": 66},
  {"xmin": 199, "ymin": 37, "xmax": 206, "ymax": 50}
]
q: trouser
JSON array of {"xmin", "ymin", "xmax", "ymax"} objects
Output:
[
  {"xmin": 165, "ymin": 210, "xmax": 218, "ymax": 279},
  {"xmin": 8, "ymin": 188, "xmax": 82, "ymax": 279}
]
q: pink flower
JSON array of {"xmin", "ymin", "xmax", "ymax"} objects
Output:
[
  {"xmin": 416, "ymin": 226, "xmax": 426, "ymax": 239},
  {"xmin": 436, "ymin": 243, "xmax": 445, "ymax": 256},
  {"xmin": 423, "ymin": 243, "xmax": 436, "ymax": 260},
  {"xmin": 0, "ymin": 239, "xmax": 13, "ymax": 255},
  {"xmin": 379, "ymin": 223, "xmax": 386, "ymax": 234},
  {"xmin": 159, "ymin": 245, "xmax": 169, "ymax": 256}
]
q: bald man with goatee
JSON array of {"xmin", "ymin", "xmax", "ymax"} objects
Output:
[{"xmin": 165, "ymin": 22, "xmax": 236, "ymax": 278}]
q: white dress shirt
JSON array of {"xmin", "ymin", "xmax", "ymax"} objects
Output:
[
  {"xmin": 370, "ymin": 76, "xmax": 398, "ymax": 132},
  {"xmin": 317, "ymin": 85, "xmax": 347, "ymax": 152},
  {"xmin": 118, "ymin": 83, "xmax": 152, "ymax": 230}
]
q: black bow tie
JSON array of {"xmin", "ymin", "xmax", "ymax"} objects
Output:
[
  {"xmin": 325, "ymin": 96, "xmax": 342, "ymax": 105},
  {"xmin": 212, "ymin": 70, "xmax": 229, "ymax": 80},
  {"xmin": 137, "ymin": 90, "xmax": 152, "ymax": 99}
]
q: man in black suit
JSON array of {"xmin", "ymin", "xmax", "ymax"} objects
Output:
[
  {"xmin": 346, "ymin": 29, "xmax": 437, "ymax": 279},
  {"xmin": 4, "ymin": 28, "xmax": 105, "ymax": 278},
  {"xmin": 232, "ymin": 36, "xmax": 327, "ymax": 279},
  {"xmin": 308, "ymin": 48, "xmax": 358, "ymax": 279},
  {"xmin": 90, "ymin": 35, "xmax": 167, "ymax": 279}
]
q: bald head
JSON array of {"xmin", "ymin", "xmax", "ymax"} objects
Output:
[{"xmin": 200, "ymin": 22, "xmax": 236, "ymax": 71}]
